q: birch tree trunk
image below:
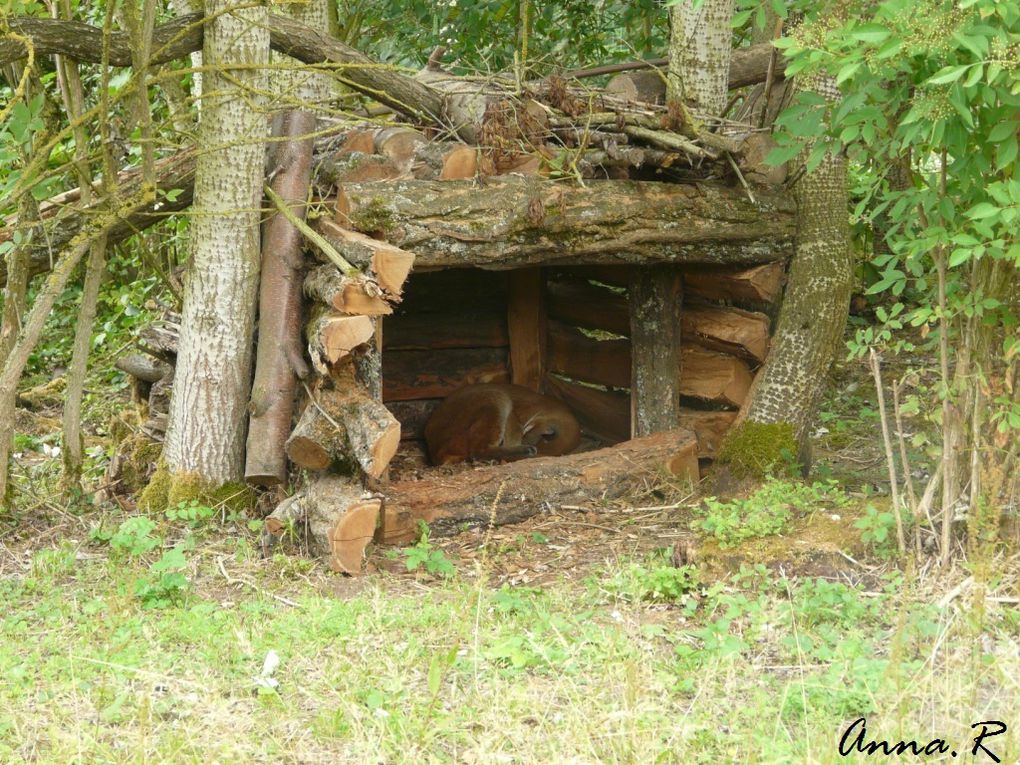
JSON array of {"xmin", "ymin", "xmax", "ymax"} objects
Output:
[
  {"xmin": 671, "ymin": 0, "xmax": 735, "ymax": 115},
  {"xmin": 743, "ymin": 74, "xmax": 852, "ymax": 449},
  {"xmin": 161, "ymin": 0, "xmax": 269, "ymax": 492}
]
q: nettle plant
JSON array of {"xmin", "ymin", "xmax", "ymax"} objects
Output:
[{"xmin": 768, "ymin": 0, "xmax": 1020, "ymax": 559}]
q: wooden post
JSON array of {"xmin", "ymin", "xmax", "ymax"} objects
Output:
[
  {"xmin": 507, "ymin": 267, "xmax": 546, "ymax": 392},
  {"xmin": 629, "ymin": 265, "xmax": 683, "ymax": 437}
]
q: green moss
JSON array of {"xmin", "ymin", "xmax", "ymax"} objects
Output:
[
  {"xmin": 716, "ymin": 421, "xmax": 799, "ymax": 479},
  {"xmin": 167, "ymin": 474, "xmax": 254, "ymax": 515},
  {"xmin": 138, "ymin": 464, "xmax": 255, "ymax": 515},
  {"xmin": 350, "ymin": 197, "xmax": 395, "ymax": 234},
  {"xmin": 119, "ymin": 435, "xmax": 162, "ymax": 494},
  {"xmin": 138, "ymin": 459, "xmax": 171, "ymax": 513}
]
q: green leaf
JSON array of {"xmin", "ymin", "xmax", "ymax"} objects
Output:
[
  {"xmin": 927, "ymin": 65, "xmax": 971, "ymax": 84},
  {"xmin": 850, "ymin": 23, "xmax": 891, "ymax": 43},
  {"xmin": 948, "ymin": 248, "xmax": 971, "ymax": 268},
  {"xmin": 988, "ymin": 120, "xmax": 1019, "ymax": 143},
  {"xmin": 967, "ymin": 202, "xmax": 1000, "ymax": 220},
  {"xmin": 996, "ymin": 136, "xmax": 1018, "ymax": 169},
  {"xmin": 766, "ymin": 144, "xmax": 801, "ymax": 166},
  {"xmin": 836, "ymin": 61, "xmax": 863, "ymax": 85}
]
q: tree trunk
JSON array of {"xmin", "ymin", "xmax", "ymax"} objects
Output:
[
  {"xmin": 629, "ymin": 265, "xmax": 683, "ymax": 436},
  {"xmin": 672, "ymin": 0, "xmax": 735, "ymax": 116},
  {"xmin": 744, "ymin": 74, "xmax": 852, "ymax": 450},
  {"xmin": 161, "ymin": 0, "xmax": 269, "ymax": 491}
]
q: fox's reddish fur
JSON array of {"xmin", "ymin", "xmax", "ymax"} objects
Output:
[{"xmin": 424, "ymin": 383, "xmax": 581, "ymax": 466}]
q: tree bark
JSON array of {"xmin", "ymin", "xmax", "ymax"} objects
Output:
[
  {"xmin": 161, "ymin": 0, "xmax": 269, "ymax": 488},
  {"xmin": 337, "ymin": 178, "xmax": 795, "ymax": 269},
  {"xmin": 244, "ymin": 111, "xmax": 315, "ymax": 486},
  {"xmin": 377, "ymin": 429, "xmax": 700, "ymax": 544},
  {"xmin": 744, "ymin": 74, "xmax": 852, "ymax": 448}
]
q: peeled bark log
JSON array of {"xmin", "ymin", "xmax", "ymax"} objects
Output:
[
  {"xmin": 507, "ymin": 268, "xmax": 546, "ymax": 391},
  {"xmin": 285, "ymin": 372, "xmax": 400, "ymax": 479},
  {"xmin": 547, "ymin": 278, "xmax": 630, "ymax": 336},
  {"xmin": 682, "ymin": 305, "xmax": 770, "ymax": 364},
  {"xmin": 245, "ymin": 110, "xmax": 316, "ymax": 487},
  {"xmin": 303, "ymin": 265, "xmax": 393, "ymax": 316},
  {"xmin": 546, "ymin": 321, "xmax": 630, "ymax": 389},
  {"xmin": 265, "ymin": 477, "xmax": 381, "ymax": 573},
  {"xmin": 341, "ymin": 178, "xmax": 794, "ymax": 269},
  {"xmin": 545, "ymin": 375, "xmax": 631, "ymax": 443},
  {"xmin": 377, "ymin": 429, "xmax": 700, "ymax": 544},
  {"xmin": 384, "ymin": 311, "xmax": 508, "ymax": 350},
  {"xmin": 382, "ymin": 347, "xmax": 509, "ymax": 402},
  {"xmin": 681, "ymin": 346, "xmax": 753, "ymax": 407}
]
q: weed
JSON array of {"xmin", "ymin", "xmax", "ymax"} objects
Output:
[
  {"xmin": 165, "ymin": 499, "xmax": 215, "ymax": 527},
  {"xmin": 854, "ymin": 504, "xmax": 900, "ymax": 556},
  {"xmin": 602, "ymin": 550, "xmax": 701, "ymax": 604},
  {"xmin": 403, "ymin": 522, "xmax": 456, "ymax": 578},
  {"xmin": 692, "ymin": 478, "xmax": 850, "ymax": 548}
]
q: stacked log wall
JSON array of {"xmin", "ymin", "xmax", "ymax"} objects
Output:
[{"xmin": 543, "ymin": 265, "xmax": 783, "ymax": 458}]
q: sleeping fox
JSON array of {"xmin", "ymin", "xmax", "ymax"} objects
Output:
[{"xmin": 424, "ymin": 383, "xmax": 581, "ymax": 466}]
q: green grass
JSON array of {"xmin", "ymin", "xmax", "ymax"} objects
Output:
[{"xmin": 1, "ymin": 525, "xmax": 1017, "ymax": 765}]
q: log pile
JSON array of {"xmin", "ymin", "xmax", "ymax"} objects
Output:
[{"xmin": 108, "ymin": 106, "xmax": 790, "ymax": 568}]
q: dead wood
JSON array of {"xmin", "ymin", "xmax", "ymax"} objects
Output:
[
  {"xmin": 377, "ymin": 429, "xmax": 700, "ymax": 544},
  {"xmin": 265, "ymin": 477, "xmax": 381, "ymax": 574},
  {"xmin": 286, "ymin": 368, "xmax": 400, "ymax": 479},
  {"xmin": 245, "ymin": 111, "xmax": 316, "ymax": 487}
]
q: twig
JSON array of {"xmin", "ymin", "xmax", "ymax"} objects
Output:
[
  {"xmin": 726, "ymin": 152, "xmax": 756, "ymax": 204},
  {"xmin": 216, "ymin": 555, "xmax": 303, "ymax": 608},
  {"xmin": 892, "ymin": 375, "xmax": 921, "ymax": 557},
  {"xmin": 869, "ymin": 348, "xmax": 906, "ymax": 556},
  {"xmin": 264, "ymin": 184, "xmax": 358, "ymax": 276}
]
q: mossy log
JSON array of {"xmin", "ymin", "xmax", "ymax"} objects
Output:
[
  {"xmin": 377, "ymin": 429, "xmax": 700, "ymax": 544},
  {"xmin": 265, "ymin": 477, "xmax": 381, "ymax": 574},
  {"xmin": 285, "ymin": 371, "xmax": 400, "ymax": 479},
  {"xmin": 339, "ymin": 177, "xmax": 794, "ymax": 269}
]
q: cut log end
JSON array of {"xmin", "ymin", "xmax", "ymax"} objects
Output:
[{"xmin": 327, "ymin": 500, "xmax": 381, "ymax": 574}]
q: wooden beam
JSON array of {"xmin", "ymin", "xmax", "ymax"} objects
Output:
[
  {"xmin": 507, "ymin": 268, "xmax": 547, "ymax": 391},
  {"xmin": 629, "ymin": 265, "xmax": 683, "ymax": 437}
]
